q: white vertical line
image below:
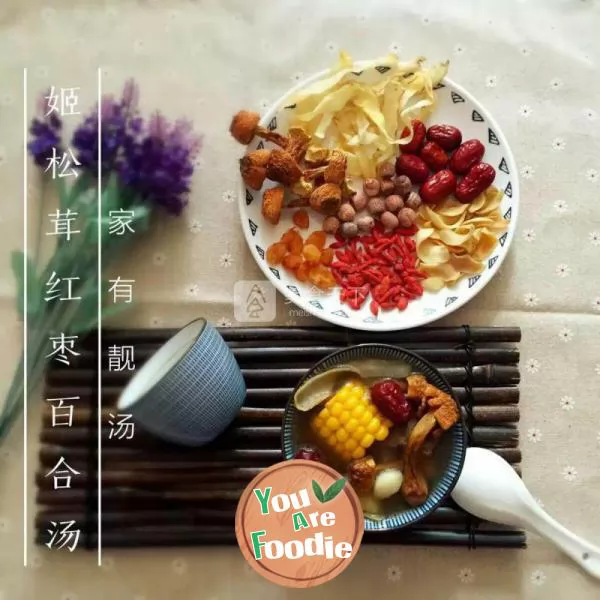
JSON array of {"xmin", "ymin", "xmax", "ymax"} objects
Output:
[
  {"xmin": 97, "ymin": 67, "xmax": 102, "ymax": 566},
  {"xmin": 22, "ymin": 67, "xmax": 28, "ymax": 568}
]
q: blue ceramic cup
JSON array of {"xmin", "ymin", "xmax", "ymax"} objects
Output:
[{"xmin": 117, "ymin": 318, "xmax": 246, "ymax": 446}]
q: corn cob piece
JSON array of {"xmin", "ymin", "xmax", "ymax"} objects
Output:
[{"xmin": 311, "ymin": 380, "xmax": 393, "ymax": 461}]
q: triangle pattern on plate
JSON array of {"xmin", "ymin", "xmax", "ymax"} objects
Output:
[
  {"xmin": 451, "ymin": 91, "xmax": 465, "ymax": 103},
  {"xmin": 245, "ymin": 189, "xmax": 253, "ymax": 206},
  {"xmin": 472, "ymin": 110, "xmax": 484, "ymax": 122},
  {"xmin": 505, "ymin": 181, "xmax": 513, "ymax": 198},
  {"xmin": 363, "ymin": 316, "xmax": 380, "ymax": 324},
  {"xmin": 468, "ymin": 275, "xmax": 481, "ymax": 288},
  {"xmin": 499, "ymin": 157, "xmax": 510, "ymax": 174},
  {"xmin": 445, "ymin": 296, "xmax": 458, "ymax": 307},
  {"xmin": 488, "ymin": 129, "xmax": 500, "ymax": 145},
  {"xmin": 423, "ymin": 308, "xmax": 437, "ymax": 316},
  {"xmin": 504, "ymin": 207, "xmax": 512, "ymax": 220},
  {"xmin": 332, "ymin": 309, "xmax": 349, "ymax": 318},
  {"xmin": 375, "ymin": 65, "xmax": 391, "ymax": 74},
  {"xmin": 433, "ymin": 82, "xmax": 445, "ymax": 90},
  {"xmin": 284, "ymin": 103, "xmax": 297, "ymax": 110},
  {"xmin": 269, "ymin": 267, "xmax": 281, "ymax": 279},
  {"xmin": 248, "ymin": 219, "xmax": 258, "ymax": 236},
  {"xmin": 255, "ymin": 245, "xmax": 264, "ymax": 259},
  {"xmin": 287, "ymin": 285, "xmax": 300, "ymax": 296},
  {"xmin": 268, "ymin": 116, "xmax": 277, "ymax": 131},
  {"xmin": 257, "ymin": 140, "xmax": 265, "ymax": 150},
  {"xmin": 309, "ymin": 300, "xmax": 323, "ymax": 310},
  {"xmin": 488, "ymin": 255, "xmax": 499, "ymax": 269},
  {"xmin": 499, "ymin": 232, "xmax": 508, "ymax": 247}
]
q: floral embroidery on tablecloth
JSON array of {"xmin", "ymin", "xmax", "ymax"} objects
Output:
[
  {"xmin": 558, "ymin": 327, "xmax": 573, "ymax": 342},
  {"xmin": 553, "ymin": 199, "xmax": 568, "ymax": 213},
  {"xmin": 219, "ymin": 253, "xmax": 234, "ymax": 268},
  {"xmin": 387, "ymin": 565, "xmax": 402, "ymax": 582},
  {"xmin": 562, "ymin": 466, "xmax": 578, "ymax": 482},
  {"xmin": 520, "ymin": 165, "xmax": 534, "ymax": 179},
  {"xmin": 458, "ymin": 568, "xmax": 475, "ymax": 583},
  {"xmin": 531, "ymin": 569, "xmax": 547, "ymax": 585},
  {"xmin": 518, "ymin": 105, "xmax": 532, "ymax": 117},
  {"xmin": 560, "ymin": 396, "xmax": 575, "ymax": 411},
  {"xmin": 527, "ymin": 428, "xmax": 542, "ymax": 443},
  {"xmin": 523, "ymin": 293, "xmax": 539, "ymax": 307}
]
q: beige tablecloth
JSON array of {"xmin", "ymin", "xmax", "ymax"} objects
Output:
[{"xmin": 1, "ymin": 0, "xmax": 600, "ymax": 598}]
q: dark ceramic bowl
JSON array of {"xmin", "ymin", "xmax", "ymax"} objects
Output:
[{"xmin": 282, "ymin": 343, "xmax": 467, "ymax": 531}]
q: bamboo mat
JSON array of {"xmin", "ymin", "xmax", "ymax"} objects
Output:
[{"xmin": 36, "ymin": 325, "xmax": 525, "ymax": 549}]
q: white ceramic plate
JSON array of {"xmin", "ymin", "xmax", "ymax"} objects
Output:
[{"xmin": 238, "ymin": 62, "xmax": 519, "ymax": 331}]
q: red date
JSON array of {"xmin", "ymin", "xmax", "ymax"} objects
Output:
[
  {"xmin": 420, "ymin": 141, "xmax": 448, "ymax": 171},
  {"xmin": 395, "ymin": 154, "xmax": 429, "ymax": 183},
  {"xmin": 400, "ymin": 120, "xmax": 427, "ymax": 154},
  {"xmin": 455, "ymin": 162, "xmax": 496, "ymax": 203},
  {"xmin": 427, "ymin": 124, "xmax": 462, "ymax": 151},
  {"xmin": 420, "ymin": 169, "xmax": 457, "ymax": 204},
  {"xmin": 449, "ymin": 139, "xmax": 485, "ymax": 174}
]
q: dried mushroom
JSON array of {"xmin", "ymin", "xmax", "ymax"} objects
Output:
[
  {"xmin": 348, "ymin": 456, "xmax": 376, "ymax": 494},
  {"xmin": 229, "ymin": 110, "xmax": 287, "ymax": 147},
  {"xmin": 286, "ymin": 127, "xmax": 311, "ymax": 162},
  {"xmin": 261, "ymin": 186, "xmax": 285, "ymax": 225},
  {"xmin": 323, "ymin": 150, "xmax": 347, "ymax": 185},
  {"xmin": 239, "ymin": 149, "xmax": 271, "ymax": 190},
  {"xmin": 309, "ymin": 183, "xmax": 342, "ymax": 215},
  {"xmin": 304, "ymin": 146, "xmax": 330, "ymax": 167},
  {"xmin": 266, "ymin": 149, "xmax": 303, "ymax": 186}
]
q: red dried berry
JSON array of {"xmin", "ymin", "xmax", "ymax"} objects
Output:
[
  {"xmin": 294, "ymin": 445, "xmax": 323, "ymax": 462},
  {"xmin": 449, "ymin": 139, "xmax": 485, "ymax": 174},
  {"xmin": 395, "ymin": 154, "xmax": 430, "ymax": 183},
  {"xmin": 370, "ymin": 379, "xmax": 412, "ymax": 425},
  {"xmin": 426, "ymin": 124, "xmax": 463, "ymax": 151},
  {"xmin": 420, "ymin": 141, "xmax": 449, "ymax": 172}
]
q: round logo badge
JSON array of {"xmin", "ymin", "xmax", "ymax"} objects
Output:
[{"xmin": 235, "ymin": 460, "xmax": 364, "ymax": 588}]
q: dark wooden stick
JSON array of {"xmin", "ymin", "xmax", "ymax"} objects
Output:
[
  {"xmin": 53, "ymin": 346, "xmax": 520, "ymax": 368},
  {"xmin": 33, "ymin": 506, "xmax": 473, "ymax": 529},
  {"xmin": 45, "ymin": 364, "xmax": 520, "ymax": 387},
  {"xmin": 40, "ymin": 424, "xmax": 519, "ymax": 447},
  {"xmin": 44, "ymin": 385, "xmax": 520, "ymax": 406},
  {"xmin": 38, "ymin": 446, "xmax": 521, "ymax": 467},
  {"xmin": 39, "ymin": 446, "xmax": 283, "ymax": 464},
  {"xmin": 42, "ymin": 404, "xmax": 519, "ymax": 427},
  {"xmin": 35, "ymin": 528, "xmax": 526, "ymax": 549},
  {"xmin": 37, "ymin": 463, "xmax": 522, "ymax": 499},
  {"xmin": 85, "ymin": 326, "xmax": 521, "ymax": 346}
]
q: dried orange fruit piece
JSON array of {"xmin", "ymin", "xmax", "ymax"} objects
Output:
[
  {"xmin": 302, "ymin": 243, "xmax": 321, "ymax": 263},
  {"xmin": 282, "ymin": 228, "xmax": 303, "ymax": 255},
  {"xmin": 266, "ymin": 242, "xmax": 287, "ymax": 266},
  {"xmin": 292, "ymin": 209, "xmax": 310, "ymax": 229},
  {"xmin": 305, "ymin": 230, "xmax": 327, "ymax": 250},
  {"xmin": 282, "ymin": 254, "xmax": 303, "ymax": 270},
  {"xmin": 296, "ymin": 262, "xmax": 310, "ymax": 282},
  {"xmin": 320, "ymin": 247, "xmax": 334, "ymax": 266}
]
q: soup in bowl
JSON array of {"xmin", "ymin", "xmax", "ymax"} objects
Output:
[{"xmin": 282, "ymin": 344, "xmax": 467, "ymax": 531}]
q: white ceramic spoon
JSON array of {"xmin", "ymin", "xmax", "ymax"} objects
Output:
[{"xmin": 451, "ymin": 447, "xmax": 600, "ymax": 579}]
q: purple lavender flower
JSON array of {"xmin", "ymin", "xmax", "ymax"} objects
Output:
[
  {"xmin": 29, "ymin": 78, "xmax": 202, "ymax": 217},
  {"xmin": 119, "ymin": 114, "xmax": 202, "ymax": 215},
  {"xmin": 71, "ymin": 78, "xmax": 141, "ymax": 174},
  {"xmin": 28, "ymin": 94, "xmax": 62, "ymax": 167}
]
